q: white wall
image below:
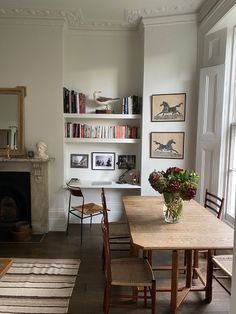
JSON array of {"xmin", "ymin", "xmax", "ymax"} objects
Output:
[
  {"xmin": 0, "ymin": 16, "xmax": 199, "ymax": 228},
  {"xmin": 0, "ymin": 20, "xmax": 65, "ymax": 231},
  {"xmin": 62, "ymin": 29, "xmax": 143, "ymax": 223},
  {"xmin": 141, "ymin": 17, "xmax": 198, "ymax": 194}
]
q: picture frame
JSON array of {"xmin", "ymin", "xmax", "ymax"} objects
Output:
[
  {"xmin": 117, "ymin": 155, "xmax": 136, "ymax": 169},
  {"xmin": 70, "ymin": 154, "xmax": 89, "ymax": 168},
  {"xmin": 150, "ymin": 132, "xmax": 185, "ymax": 159},
  {"xmin": 91, "ymin": 152, "xmax": 115, "ymax": 170},
  {"xmin": 151, "ymin": 93, "xmax": 186, "ymax": 122}
]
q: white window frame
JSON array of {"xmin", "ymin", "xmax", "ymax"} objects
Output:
[{"xmin": 225, "ymin": 124, "xmax": 236, "ymax": 225}]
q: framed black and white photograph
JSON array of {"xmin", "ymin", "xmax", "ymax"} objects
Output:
[
  {"xmin": 91, "ymin": 152, "xmax": 115, "ymax": 170},
  {"xmin": 151, "ymin": 93, "xmax": 186, "ymax": 122},
  {"xmin": 150, "ymin": 132, "xmax": 185, "ymax": 159},
  {"xmin": 70, "ymin": 154, "xmax": 89, "ymax": 168},
  {"xmin": 117, "ymin": 155, "xmax": 136, "ymax": 169}
]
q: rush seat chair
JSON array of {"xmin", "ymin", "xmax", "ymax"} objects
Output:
[
  {"xmin": 193, "ymin": 189, "xmax": 225, "ymax": 269},
  {"xmin": 66, "ymin": 184, "xmax": 103, "ymax": 244},
  {"xmin": 101, "ymin": 218, "xmax": 156, "ymax": 313},
  {"xmin": 101, "ymin": 188, "xmax": 130, "ymax": 268}
]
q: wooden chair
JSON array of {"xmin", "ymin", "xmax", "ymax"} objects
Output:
[
  {"xmin": 102, "ymin": 218, "xmax": 156, "ymax": 313},
  {"xmin": 204, "ymin": 189, "xmax": 224, "ymax": 218},
  {"xmin": 211, "ymin": 255, "xmax": 232, "ymax": 295},
  {"xmin": 101, "ymin": 188, "xmax": 130, "ymax": 268},
  {"xmin": 66, "ymin": 184, "xmax": 103, "ymax": 244},
  {"xmin": 193, "ymin": 189, "xmax": 225, "ymax": 269}
]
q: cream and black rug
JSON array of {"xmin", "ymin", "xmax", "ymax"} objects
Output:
[{"xmin": 0, "ymin": 258, "xmax": 80, "ymax": 314}]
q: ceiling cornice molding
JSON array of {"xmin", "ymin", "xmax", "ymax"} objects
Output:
[
  {"xmin": 0, "ymin": 5, "xmax": 200, "ymax": 31},
  {"xmin": 199, "ymin": 0, "xmax": 236, "ymax": 32},
  {"xmin": 0, "ymin": 7, "xmax": 137, "ymax": 31},
  {"xmin": 141, "ymin": 14, "xmax": 197, "ymax": 27},
  {"xmin": 198, "ymin": 0, "xmax": 219, "ymax": 22}
]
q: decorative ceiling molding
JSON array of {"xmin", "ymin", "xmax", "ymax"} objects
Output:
[
  {"xmin": 0, "ymin": 8, "xmax": 137, "ymax": 30},
  {"xmin": 198, "ymin": 0, "xmax": 219, "ymax": 22},
  {"xmin": 141, "ymin": 14, "xmax": 197, "ymax": 27},
  {"xmin": 125, "ymin": 0, "xmax": 203, "ymax": 24},
  {"xmin": 0, "ymin": 2, "xmax": 203, "ymax": 31}
]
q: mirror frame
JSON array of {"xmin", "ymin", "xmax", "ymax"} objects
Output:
[{"xmin": 0, "ymin": 86, "xmax": 26, "ymax": 157}]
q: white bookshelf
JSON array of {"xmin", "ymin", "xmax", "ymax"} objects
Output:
[
  {"xmin": 65, "ymin": 138, "xmax": 141, "ymax": 144},
  {"xmin": 63, "ymin": 108, "xmax": 142, "ymax": 190},
  {"xmin": 64, "ymin": 113, "xmax": 141, "ymax": 120}
]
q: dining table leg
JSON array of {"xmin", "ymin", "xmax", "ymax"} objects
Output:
[
  {"xmin": 205, "ymin": 249, "xmax": 214, "ymax": 303},
  {"xmin": 170, "ymin": 249, "xmax": 179, "ymax": 314},
  {"xmin": 185, "ymin": 249, "xmax": 193, "ymax": 288}
]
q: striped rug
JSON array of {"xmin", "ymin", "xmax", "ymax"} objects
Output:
[{"xmin": 0, "ymin": 258, "xmax": 80, "ymax": 314}]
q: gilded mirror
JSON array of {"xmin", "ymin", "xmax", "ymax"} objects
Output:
[{"xmin": 0, "ymin": 86, "xmax": 26, "ymax": 157}]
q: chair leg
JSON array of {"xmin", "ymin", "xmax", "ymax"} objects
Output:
[
  {"xmin": 90, "ymin": 215, "xmax": 92, "ymax": 230},
  {"xmin": 151, "ymin": 280, "xmax": 156, "ymax": 314},
  {"xmin": 66, "ymin": 211, "xmax": 70, "ymax": 235},
  {"xmin": 144, "ymin": 286, "xmax": 147, "ymax": 307},
  {"xmin": 80, "ymin": 219, "xmax": 83, "ymax": 245},
  {"xmin": 102, "ymin": 245, "xmax": 105, "ymax": 271},
  {"xmin": 103, "ymin": 282, "xmax": 110, "ymax": 314}
]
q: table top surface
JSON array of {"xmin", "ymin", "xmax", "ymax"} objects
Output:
[
  {"xmin": 0, "ymin": 258, "xmax": 12, "ymax": 279},
  {"xmin": 123, "ymin": 196, "xmax": 234, "ymax": 250}
]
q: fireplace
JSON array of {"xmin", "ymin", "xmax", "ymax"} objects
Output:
[
  {"xmin": 0, "ymin": 172, "xmax": 31, "ymax": 240},
  {"xmin": 0, "ymin": 159, "xmax": 49, "ymax": 236},
  {"xmin": 0, "ymin": 172, "xmax": 31, "ymax": 222}
]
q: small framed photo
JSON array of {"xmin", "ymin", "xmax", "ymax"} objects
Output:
[
  {"xmin": 117, "ymin": 155, "xmax": 136, "ymax": 169},
  {"xmin": 151, "ymin": 93, "xmax": 186, "ymax": 122},
  {"xmin": 70, "ymin": 154, "xmax": 89, "ymax": 168},
  {"xmin": 150, "ymin": 132, "xmax": 185, "ymax": 159},
  {"xmin": 92, "ymin": 152, "xmax": 115, "ymax": 170}
]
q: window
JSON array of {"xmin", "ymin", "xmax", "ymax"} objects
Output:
[{"xmin": 225, "ymin": 124, "xmax": 236, "ymax": 223}]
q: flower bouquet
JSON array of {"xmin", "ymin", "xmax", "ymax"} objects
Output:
[{"xmin": 148, "ymin": 167, "xmax": 199, "ymax": 223}]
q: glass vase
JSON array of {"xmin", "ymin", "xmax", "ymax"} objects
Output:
[{"xmin": 163, "ymin": 192, "xmax": 183, "ymax": 223}]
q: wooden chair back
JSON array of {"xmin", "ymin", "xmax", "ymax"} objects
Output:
[
  {"xmin": 67, "ymin": 184, "xmax": 85, "ymax": 213},
  {"xmin": 101, "ymin": 217, "xmax": 112, "ymax": 283},
  {"xmin": 101, "ymin": 188, "xmax": 110, "ymax": 231},
  {"xmin": 204, "ymin": 189, "xmax": 224, "ymax": 219}
]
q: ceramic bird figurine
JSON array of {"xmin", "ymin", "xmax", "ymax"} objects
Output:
[{"xmin": 93, "ymin": 91, "xmax": 120, "ymax": 108}]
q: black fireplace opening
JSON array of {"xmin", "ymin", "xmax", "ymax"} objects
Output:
[{"xmin": 0, "ymin": 171, "xmax": 31, "ymax": 240}]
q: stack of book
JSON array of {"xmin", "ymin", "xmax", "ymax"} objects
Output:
[
  {"xmin": 65, "ymin": 123, "xmax": 140, "ymax": 139},
  {"xmin": 122, "ymin": 95, "xmax": 142, "ymax": 114},
  {"xmin": 63, "ymin": 87, "xmax": 86, "ymax": 113}
]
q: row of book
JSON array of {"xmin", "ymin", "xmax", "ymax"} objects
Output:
[
  {"xmin": 65, "ymin": 123, "xmax": 140, "ymax": 139},
  {"xmin": 63, "ymin": 87, "xmax": 86, "ymax": 113},
  {"xmin": 122, "ymin": 95, "xmax": 142, "ymax": 114}
]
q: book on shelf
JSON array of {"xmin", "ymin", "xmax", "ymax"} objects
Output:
[
  {"xmin": 63, "ymin": 87, "xmax": 70, "ymax": 113},
  {"xmin": 63, "ymin": 87, "xmax": 86, "ymax": 114},
  {"xmin": 64, "ymin": 122, "xmax": 140, "ymax": 139},
  {"xmin": 122, "ymin": 95, "xmax": 142, "ymax": 114}
]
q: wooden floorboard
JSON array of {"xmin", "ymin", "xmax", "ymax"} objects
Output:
[{"xmin": 0, "ymin": 224, "xmax": 231, "ymax": 314}]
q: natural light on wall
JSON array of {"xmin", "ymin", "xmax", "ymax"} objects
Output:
[{"xmin": 226, "ymin": 124, "xmax": 236, "ymax": 220}]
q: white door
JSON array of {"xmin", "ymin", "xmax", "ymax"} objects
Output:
[
  {"xmin": 196, "ymin": 29, "xmax": 228, "ymax": 203},
  {"xmin": 196, "ymin": 65, "xmax": 226, "ymax": 203}
]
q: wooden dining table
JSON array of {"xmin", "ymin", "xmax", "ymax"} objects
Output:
[{"xmin": 122, "ymin": 195, "xmax": 234, "ymax": 314}]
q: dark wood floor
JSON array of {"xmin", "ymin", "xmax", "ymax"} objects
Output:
[{"xmin": 0, "ymin": 224, "xmax": 231, "ymax": 314}]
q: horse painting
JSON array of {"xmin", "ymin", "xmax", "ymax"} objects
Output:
[
  {"xmin": 154, "ymin": 139, "xmax": 179, "ymax": 154},
  {"xmin": 155, "ymin": 101, "xmax": 183, "ymax": 117}
]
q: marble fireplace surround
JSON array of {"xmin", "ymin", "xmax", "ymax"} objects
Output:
[{"xmin": 0, "ymin": 158, "xmax": 49, "ymax": 233}]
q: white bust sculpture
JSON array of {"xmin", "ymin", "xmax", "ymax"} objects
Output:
[{"xmin": 35, "ymin": 141, "xmax": 49, "ymax": 160}]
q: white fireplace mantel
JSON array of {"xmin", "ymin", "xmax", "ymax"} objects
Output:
[{"xmin": 0, "ymin": 158, "xmax": 52, "ymax": 233}]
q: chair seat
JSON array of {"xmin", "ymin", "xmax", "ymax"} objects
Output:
[
  {"xmin": 109, "ymin": 223, "xmax": 130, "ymax": 238},
  {"xmin": 72, "ymin": 203, "xmax": 103, "ymax": 215},
  {"xmin": 111, "ymin": 258, "xmax": 154, "ymax": 286},
  {"xmin": 212, "ymin": 255, "xmax": 233, "ymax": 277}
]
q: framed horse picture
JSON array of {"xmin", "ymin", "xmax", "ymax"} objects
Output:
[
  {"xmin": 150, "ymin": 132, "xmax": 185, "ymax": 159},
  {"xmin": 151, "ymin": 93, "xmax": 186, "ymax": 122}
]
